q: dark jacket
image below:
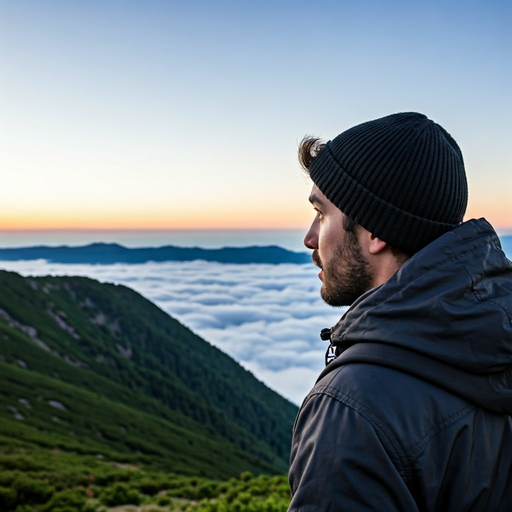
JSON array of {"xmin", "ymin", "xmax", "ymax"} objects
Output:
[{"xmin": 289, "ymin": 218, "xmax": 512, "ymax": 511}]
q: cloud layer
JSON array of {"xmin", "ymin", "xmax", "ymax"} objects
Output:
[{"xmin": 0, "ymin": 259, "xmax": 342, "ymax": 404}]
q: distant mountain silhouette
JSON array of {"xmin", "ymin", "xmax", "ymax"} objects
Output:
[
  {"xmin": 0, "ymin": 243, "xmax": 311, "ymax": 265},
  {"xmin": 0, "ymin": 236, "xmax": 509, "ymax": 265}
]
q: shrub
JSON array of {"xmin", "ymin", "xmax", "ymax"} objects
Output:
[
  {"xmin": 0, "ymin": 486, "xmax": 17, "ymax": 510},
  {"xmin": 193, "ymin": 500, "xmax": 229, "ymax": 512},
  {"xmin": 42, "ymin": 489, "xmax": 86, "ymax": 512},
  {"xmin": 178, "ymin": 484, "xmax": 199, "ymax": 500},
  {"xmin": 196, "ymin": 481, "xmax": 220, "ymax": 500},
  {"xmin": 259, "ymin": 495, "xmax": 290, "ymax": 512},
  {"xmin": 240, "ymin": 472, "xmax": 253, "ymax": 482},
  {"xmin": 0, "ymin": 456, "xmax": 45, "ymax": 472},
  {"xmin": 134, "ymin": 475, "xmax": 170, "ymax": 495},
  {"xmin": 227, "ymin": 498, "xmax": 247, "ymax": 512},
  {"xmin": 238, "ymin": 492, "xmax": 252, "ymax": 505},
  {"xmin": 157, "ymin": 495, "xmax": 171, "ymax": 506},
  {"xmin": 99, "ymin": 483, "xmax": 141, "ymax": 506},
  {"xmin": 92, "ymin": 468, "xmax": 133, "ymax": 486},
  {"xmin": 216, "ymin": 481, "xmax": 230, "ymax": 494},
  {"xmin": 0, "ymin": 471, "xmax": 18, "ymax": 487},
  {"xmin": 248, "ymin": 482, "xmax": 268, "ymax": 497},
  {"xmin": 13, "ymin": 506, "xmax": 35, "ymax": 512},
  {"xmin": 12, "ymin": 474, "xmax": 54, "ymax": 506}
]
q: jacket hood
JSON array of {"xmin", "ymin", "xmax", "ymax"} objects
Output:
[{"xmin": 323, "ymin": 218, "xmax": 512, "ymax": 414}]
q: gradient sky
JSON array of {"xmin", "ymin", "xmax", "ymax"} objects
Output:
[{"xmin": 1, "ymin": 0, "xmax": 511, "ymax": 232}]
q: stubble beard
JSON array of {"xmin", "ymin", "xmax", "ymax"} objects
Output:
[{"xmin": 313, "ymin": 230, "xmax": 374, "ymax": 307}]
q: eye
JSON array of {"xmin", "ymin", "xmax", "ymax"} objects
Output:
[{"xmin": 314, "ymin": 208, "xmax": 324, "ymax": 220}]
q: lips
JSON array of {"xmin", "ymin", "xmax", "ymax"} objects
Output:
[{"xmin": 312, "ymin": 251, "xmax": 323, "ymax": 280}]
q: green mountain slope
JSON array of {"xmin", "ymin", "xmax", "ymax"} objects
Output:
[{"xmin": 0, "ymin": 270, "xmax": 298, "ymax": 479}]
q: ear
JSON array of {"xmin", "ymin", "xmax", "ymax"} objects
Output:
[
  {"xmin": 356, "ymin": 228, "xmax": 388, "ymax": 255},
  {"xmin": 368, "ymin": 234, "xmax": 388, "ymax": 255}
]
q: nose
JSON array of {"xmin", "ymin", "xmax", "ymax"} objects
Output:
[{"xmin": 304, "ymin": 219, "xmax": 318, "ymax": 250}]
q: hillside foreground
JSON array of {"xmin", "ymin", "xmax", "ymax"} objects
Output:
[{"xmin": 0, "ymin": 270, "xmax": 297, "ymax": 510}]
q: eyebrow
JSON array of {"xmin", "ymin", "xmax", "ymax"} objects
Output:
[{"xmin": 308, "ymin": 193, "xmax": 325, "ymax": 206}]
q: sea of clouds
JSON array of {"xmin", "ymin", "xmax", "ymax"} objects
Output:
[
  {"xmin": 2, "ymin": 234, "xmax": 511, "ymax": 406},
  {"xmin": 0, "ymin": 259, "xmax": 341, "ymax": 405}
]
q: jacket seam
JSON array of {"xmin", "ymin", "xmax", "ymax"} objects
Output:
[
  {"xmin": 303, "ymin": 377, "xmax": 479, "ymax": 482},
  {"xmin": 306, "ymin": 382, "xmax": 414, "ymax": 486},
  {"xmin": 407, "ymin": 403, "xmax": 475, "ymax": 460}
]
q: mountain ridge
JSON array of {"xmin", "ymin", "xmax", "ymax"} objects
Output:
[
  {"xmin": 0, "ymin": 234, "xmax": 510, "ymax": 266},
  {"xmin": 0, "ymin": 269, "xmax": 298, "ymax": 479},
  {"xmin": 0, "ymin": 243, "xmax": 311, "ymax": 265}
]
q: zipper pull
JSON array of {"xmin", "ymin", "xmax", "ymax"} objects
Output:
[
  {"xmin": 320, "ymin": 328, "xmax": 337, "ymax": 365},
  {"xmin": 320, "ymin": 328, "xmax": 332, "ymax": 341}
]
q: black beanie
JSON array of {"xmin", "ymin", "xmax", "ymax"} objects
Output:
[{"xmin": 309, "ymin": 112, "xmax": 468, "ymax": 255}]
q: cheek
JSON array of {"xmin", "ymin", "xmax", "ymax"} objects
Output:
[{"xmin": 318, "ymin": 222, "xmax": 337, "ymax": 250}]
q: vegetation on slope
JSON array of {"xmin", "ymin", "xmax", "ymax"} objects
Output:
[
  {"xmin": 0, "ymin": 269, "xmax": 298, "ymax": 484},
  {"xmin": 0, "ymin": 445, "xmax": 291, "ymax": 511}
]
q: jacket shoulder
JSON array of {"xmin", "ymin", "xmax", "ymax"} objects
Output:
[
  {"xmin": 290, "ymin": 378, "xmax": 420, "ymax": 511},
  {"xmin": 292, "ymin": 362, "xmax": 512, "ymax": 510},
  {"xmin": 308, "ymin": 362, "xmax": 476, "ymax": 461}
]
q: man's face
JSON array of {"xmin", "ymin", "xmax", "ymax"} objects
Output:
[{"xmin": 304, "ymin": 185, "xmax": 373, "ymax": 307}]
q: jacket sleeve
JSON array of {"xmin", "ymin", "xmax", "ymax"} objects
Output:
[{"xmin": 288, "ymin": 391, "xmax": 419, "ymax": 512}]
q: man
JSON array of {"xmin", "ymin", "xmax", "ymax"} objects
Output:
[{"xmin": 288, "ymin": 112, "xmax": 512, "ymax": 511}]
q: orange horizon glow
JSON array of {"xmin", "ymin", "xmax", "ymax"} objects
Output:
[
  {"xmin": 464, "ymin": 207, "xmax": 512, "ymax": 233},
  {"xmin": 0, "ymin": 210, "xmax": 314, "ymax": 231},
  {"xmin": 0, "ymin": 221, "xmax": 314, "ymax": 231},
  {"xmin": 2, "ymin": 198, "xmax": 510, "ymax": 233},
  {"xmin": 2, "ymin": 212, "xmax": 511, "ymax": 233}
]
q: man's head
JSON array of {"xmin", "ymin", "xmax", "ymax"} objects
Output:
[{"xmin": 301, "ymin": 112, "xmax": 468, "ymax": 306}]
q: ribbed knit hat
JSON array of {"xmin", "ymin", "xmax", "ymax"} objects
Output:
[{"xmin": 309, "ymin": 112, "xmax": 468, "ymax": 254}]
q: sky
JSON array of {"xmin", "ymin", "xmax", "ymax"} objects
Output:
[{"xmin": 1, "ymin": 0, "xmax": 511, "ymax": 233}]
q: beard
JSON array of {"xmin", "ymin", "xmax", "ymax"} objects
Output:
[{"xmin": 313, "ymin": 230, "xmax": 374, "ymax": 307}]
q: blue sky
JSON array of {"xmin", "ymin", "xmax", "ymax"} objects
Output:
[
  {"xmin": 1, "ymin": 0, "xmax": 511, "ymax": 231},
  {"xmin": 0, "ymin": 0, "xmax": 511, "ymax": 403}
]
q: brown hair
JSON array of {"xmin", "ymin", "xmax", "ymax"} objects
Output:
[{"xmin": 298, "ymin": 136, "xmax": 325, "ymax": 174}]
